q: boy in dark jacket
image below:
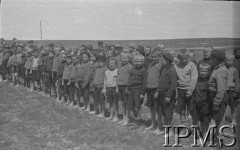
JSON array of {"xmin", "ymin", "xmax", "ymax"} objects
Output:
[
  {"xmin": 44, "ymin": 50, "xmax": 54, "ymax": 97},
  {"xmin": 192, "ymin": 63, "xmax": 211, "ymax": 136},
  {"xmin": 154, "ymin": 52, "xmax": 177, "ymax": 136},
  {"xmin": 126, "ymin": 54, "xmax": 147, "ymax": 126},
  {"xmin": 56, "ymin": 52, "xmax": 67, "ymax": 103}
]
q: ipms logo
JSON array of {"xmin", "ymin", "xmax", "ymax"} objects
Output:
[{"xmin": 163, "ymin": 125, "xmax": 236, "ymax": 147}]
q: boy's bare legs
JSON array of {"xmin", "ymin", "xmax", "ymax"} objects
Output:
[
  {"xmin": 145, "ymin": 107, "xmax": 156, "ymax": 130},
  {"xmin": 112, "ymin": 100, "xmax": 119, "ymax": 122},
  {"xmin": 231, "ymin": 106, "xmax": 237, "ymax": 126},
  {"xmin": 106, "ymin": 103, "xmax": 114, "ymax": 120}
]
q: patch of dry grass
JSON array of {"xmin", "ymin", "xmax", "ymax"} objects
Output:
[{"xmin": 0, "ymin": 82, "xmax": 238, "ymax": 150}]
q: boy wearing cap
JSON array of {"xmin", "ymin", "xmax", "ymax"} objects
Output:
[
  {"xmin": 225, "ymin": 54, "xmax": 239, "ymax": 126},
  {"xmin": 153, "ymin": 52, "xmax": 177, "ymax": 137},
  {"xmin": 62, "ymin": 55, "xmax": 72, "ymax": 104},
  {"xmin": 24, "ymin": 51, "xmax": 33, "ymax": 91},
  {"xmin": 56, "ymin": 52, "xmax": 67, "ymax": 103},
  {"xmin": 44, "ymin": 50, "xmax": 55, "ymax": 97},
  {"xmin": 77, "ymin": 52, "xmax": 92, "ymax": 110},
  {"xmin": 31, "ymin": 51, "xmax": 41, "ymax": 92},
  {"xmin": 143, "ymin": 49, "xmax": 162, "ymax": 133},
  {"xmin": 52, "ymin": 48, "xmax": 62, "ymax": 98},
  {"xmin": 126, "ymin": 54, "xmax": 147, "ymax": 127},
  {"xmin": 69, "ymin": 56, "xmax": 79, "ymax": 107},
  {"xmin": 174, "ymin": 49, "xmax": 198, "ymax": 130},
  {"xmin": 208, "ymin": 49, "xmax": 228, "ymax": 139},
  {"xmin": 117, "ymin": 51, "xmax": 133, "ymax": 125},
  {"xmin": 7, "ymin": 49, "xmax": 18, "ymax": 86},
  {"xmin": 91, "ymin": 55, "xmax": 108, "ymax": 118},
  {"xmin": 15, "ymin": 46, "xmax": 23, "ymax": 87}
]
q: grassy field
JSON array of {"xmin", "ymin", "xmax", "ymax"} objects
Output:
[{"xmin": 0, "ymin": 81, "xmax": 239, "ymax": 150}]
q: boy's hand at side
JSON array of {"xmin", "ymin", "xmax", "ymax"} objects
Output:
[
  {"xmin": 75, "ymin": 82, "xmax": 79, "ymax": 88},
  {"xmin": 140, "ymin": 94, "xmax": 145, "ymax": 100},
  {"xmin": 67, "ymin": 81, "xmax": 70, "ymax": 86},
  {"xmin": 154, "ymin": 92, "xmax": 158, "ymax": 99},
  {"xmin": 165, "ymin": 97, "xmax": 170, "ymax": 103},
  {"xmin": 233, "ymin": 92, "xmax": 239, "ymax": 99}
]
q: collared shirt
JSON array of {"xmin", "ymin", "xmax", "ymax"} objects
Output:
[
  {"xmin": 117, "ymin": 63, "xmax": 133, "ymax": 85},
  {"xmin": 209, "ymin": 63, "xmax": 228, "ymax": 104},
  {"xmin": 16, "ymin": 53, "xmax": 23, "ymax": 64}
]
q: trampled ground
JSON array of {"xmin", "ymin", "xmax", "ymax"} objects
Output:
[{"xmin": 0, "ymin": 82, "xmax": 239, "ymax": 150}]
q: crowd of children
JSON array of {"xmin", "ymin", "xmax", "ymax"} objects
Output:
[{"xmin": 0, "ymin": 38, "xmax": 240, "ymax": 141}]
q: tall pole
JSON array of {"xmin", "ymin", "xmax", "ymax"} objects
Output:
[{"xmin": 40, "ymin": 20, "xmax": 42, "ymax": 41}]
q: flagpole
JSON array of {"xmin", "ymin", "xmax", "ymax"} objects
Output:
[{"xmin": 40, "ymin": 20, "xmax": 44, "ymax": 47}]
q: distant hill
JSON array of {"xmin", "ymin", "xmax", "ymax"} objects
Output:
[{"xmin": 6, "ymin": 38, "xmax": 240, "ymax": 49}]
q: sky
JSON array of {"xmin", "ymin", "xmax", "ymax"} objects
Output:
[{"xmin": 1, "ymin": 0, "xmax": 240, "ymax": 40}]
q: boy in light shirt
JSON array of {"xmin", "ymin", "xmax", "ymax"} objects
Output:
[{"xmin": 102, "ymin": 58, "xmax": 119, "ymax": 122}]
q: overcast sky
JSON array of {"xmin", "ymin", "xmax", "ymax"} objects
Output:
[{"xmin": 1, "ymin": 0, "xmax": 239, "ymax": 40}]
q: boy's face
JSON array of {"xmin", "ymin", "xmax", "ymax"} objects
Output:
[
  {"xmin": 61, "ymin": 54, "xmax": 66, "ymax": 62},
  {"xmin": 73, "ymin": 57, "xmax": 78, "ymax": 64},
  {"xmin": 90, "ymin": 55, "xmax": 96, "ymax": 62},
  {"xmin": 55, "ymin": 48, "xmax": 60, "ymax": 55},
  {"xmin": 199, "ymin": 67, "xmax": 209, "ymax": 79},
  {"xmin": 107, "ymin": 50, "xmax": 112, "ymax": 57},
  {"xmin": 225, "ymin": 58, "xmax": 234, "ymax": 68},
  {"xmin": 134, "ymin": 59, "xmax": 144, "ymax": 68},
  {"xmin": 178, "ymin": 54, "xmax": 189, "ymax": 65},
  {"xmin": 121, "ymin": 55, "xmax": 129, "ymax": 65},
  {"xmin": 66, "ymin": 57, "xmax": 72, "ymax": 64},
  {"xmin": 34, "ymin": 52, "xmax": 39, "ymax": 58},
  {"xmin": 189, "ymin": 53, "xmax": 195, "ymax": 61},
  {"xmin": 161, "ymin": 56, "xmax": 168, "ymax": 65},
  {"xmin": 82, "ymin": 54, "xmax": 89, "ymax": 63},
  {"xmin": 235, "ymin": 50, "xmax": 240, "ymax": 59},
  {"xmin": 203, "ymin": 49, "xmax": 212, "ymax": 59},
  {"xmin": 152, "ymin": 53, "xmax": 160, "ymax": 64},
  {"xmin": 145, "ymin": 47, "xmax": 151, "ymax": 55},
  {"xmin": 109, "ymin": 60, "xmax": 116, "ymax": 70},
  {"xmin": 49, "ymin": 52, "xmax": 54, "ymax": 57},
  {"xmin": 98, "ymin": 61, "xmax": 105, "ymax": 67}
]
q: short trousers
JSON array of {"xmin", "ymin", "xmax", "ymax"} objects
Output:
[
  {"xmin": 145, "ymin": 88, "xmax": 158, "ymax": 109},
  {"xmin": 227, "ymin": 90, "xmax": 237, "ymax": 108},
  {"xmin": 52, "ymin": 71, "xmax": 58, "ymax": 86},
  {"xmin": 175, "ymin": 89, "xmax": 193, "ymax": 114},
  {"xmin": 106, "ymin": 87, "xmax": 117, "ymax": 104},
  {"xmin": 127, "ymin": 87, "xmax": 143, "ymax": 110},
  {"xmin": 117, "ymin": 85, "xmax": 128, "ymax": 106},
  {"xmin": 195, "ymin": 103, "xmax": 211, "ymax": 123},
  {"xmin": 32, "ymin": 69, "xmax": 40, "ymax": 82}
]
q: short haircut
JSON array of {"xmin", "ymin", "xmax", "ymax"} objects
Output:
[
  {"xmin": 198, "ymin": 62, "xmax": 211, "ymax": 71},
  {"xmin": 234, "ymin": 47, "xmax": 240, "ymax": 55},
  {"xmin": 109, "ymin": 58, "xmax": 117, "ymax": 65},
  {"xmin": 133, "ymin": 54, "xmax": 144, "ymax": 62},
  {"xmin": 151, "ymin": 49, "xmax": 162, "ymax": 57},
  {"xmin": 81, "ymin": 51, "xmax": 91, "ymax": 58},
  {"xmin": 226, "ymin": 54, "xmax": 235, "ymax": 60},
  {"xmin": 177, "ymin": 49, "xmax": 189, "ymax": 58},
  {"xmin": 189, "ymin": 50, "xmax": 196, "ymax": 56},
  {"xmin": 146, "ymin": 45, "xmax": 151, "ymax": 49},
  {"xmin": 120, "ymin": 51, "xmax": 130, "ymax": 58}
]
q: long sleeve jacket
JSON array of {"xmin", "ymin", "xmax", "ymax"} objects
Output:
[
  {"xmin": 209, "ymin": 63, "xmax": 228, "ymax": 105},
  {"xmin": 175, "ymin": 61, "xmax": 198, "ymax": 96},
  {"xmin": 158, "ymin": 64, "xmax": 177, "ymax": 99}
]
